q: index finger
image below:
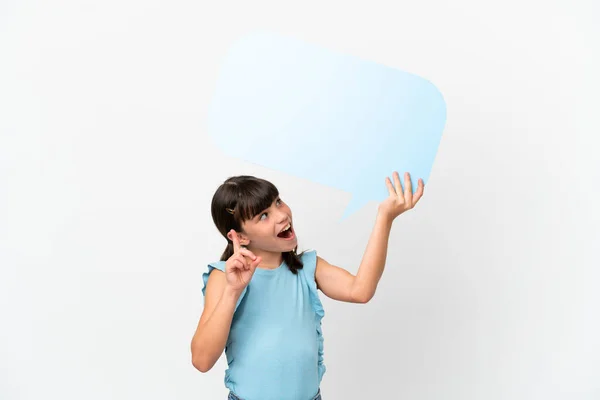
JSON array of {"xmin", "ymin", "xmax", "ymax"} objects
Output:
[{"xmin": 230, "ymin": 230, "xmax": 241, "ymax": 253}]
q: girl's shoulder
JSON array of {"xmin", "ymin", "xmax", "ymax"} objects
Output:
[
  {"xmin": 205, "ymin": 260, "xmax": 227, "ymax": 273},
  {"xmin": 201, "ymin": 260, "xmax": 248, "ymax": 311},
  {"xmin": 299, "ymin": 249, "xmax": 317, "ymax": 268},
  {"xmin": 201, "ymin": 260, "xmax": 227, "ymax": 297}
]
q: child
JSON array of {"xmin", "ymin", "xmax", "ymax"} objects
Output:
[{"xmin": 191, "ymin": 171, "xmax": 424, "ymax": 400}]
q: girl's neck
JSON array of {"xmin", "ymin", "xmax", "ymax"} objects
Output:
[{"xmin": 250, "ymin": 248, "xmax": 283, "ymax": 270}]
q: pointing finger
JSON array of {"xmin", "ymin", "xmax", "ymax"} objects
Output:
[{"xmin": 230, "ymin": 230, "xmax": 241, "ymax": 254}]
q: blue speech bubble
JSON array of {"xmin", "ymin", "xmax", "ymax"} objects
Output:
[{"xmin": 207, "ymin": 30, "xmax": 446, "ymax": 220}]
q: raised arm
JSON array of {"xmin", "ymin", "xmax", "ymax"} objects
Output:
[
  {"xmin": 315, "ymin": 171, "xmax": 424, "ymax": 304},
  {"xmin": 191, "ymin": 231, "xmax": 261, "ymax": 372}
]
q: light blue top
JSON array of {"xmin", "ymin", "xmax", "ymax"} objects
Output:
[{"xmin": 202, "ymin": 250, "xmax": 326, "ymax": 400}]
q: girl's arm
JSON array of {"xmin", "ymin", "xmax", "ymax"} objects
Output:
[
  {"xmin": 315, "ymin": 172, "xmax": 424, "ymax": 304},
  {"xmin": 190, "ymin": 269, "xmax": 242, "ymax": 373},
  {"xmin": 315, "ymin": 211, "xmax": 393, "ymax": 303}
]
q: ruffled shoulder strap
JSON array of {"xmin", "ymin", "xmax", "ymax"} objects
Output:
[
  {"xmin": 300, "ymin": 250, "xmax": 327, "ymax": 381},
  {"xmin": 300, "ymin": 250, "xmax": 324, "ymax": 319},
  {"xmin": 201, "ymin": 261, "xmax": 247, "ymax": 312}
]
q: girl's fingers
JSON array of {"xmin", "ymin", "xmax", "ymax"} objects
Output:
[
  {"xmin": 234, "ymin": 254, "xmax": 259, "ymax": 273},
  {"xmin": 413, "ymin": 179, "xmax": 425, "ymax": 205},
  {"xmin": 404, "ymin": 172, "xmax": 413, "ymax": 204},
  {"xmin": 250, "ymin": 256, "xmax": 262, "ymax": 271},
  {"xmin": 230, "ymin": 258, "xmax": 244, "ymax": 271},
  {"xmin": 393, "ymin": 171, "xmax": 405, "ymax": 202},
  {"xmin": 237, "ymin": 254, "xmax": 251, "ymax": 270},
  {"xmin": 385, "ymin": 176, "xmax": 395, "ymax": 197},
  {"xmin": 239, "ymin": 248, "xmax": 257, "ymax": 261}
]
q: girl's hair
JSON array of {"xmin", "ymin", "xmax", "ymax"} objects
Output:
[{"xmin": 211, "ymin": 175, "xmax": 305, "ymax": 274}]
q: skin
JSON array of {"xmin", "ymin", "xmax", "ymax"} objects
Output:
[{"xmin": 191, "ymin": 171, "xmax": 424, "ymax": 372}]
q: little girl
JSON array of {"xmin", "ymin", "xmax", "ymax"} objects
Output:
[{"xmin": 191, "ymin": 171, "xmax": 424, "ymax": 400}]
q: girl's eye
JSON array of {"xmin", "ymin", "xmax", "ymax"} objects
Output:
[{"xmin": 259, "ymin": 199, "xmax": 281, "ymax": 221}]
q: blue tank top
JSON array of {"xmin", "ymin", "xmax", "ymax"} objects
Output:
[{"xmin": 201, "ymin": 250, "xmax": 326, "ymax": 400}]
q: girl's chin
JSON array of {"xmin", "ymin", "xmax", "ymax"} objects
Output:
[
  {"xmin": 279, "ymin": 238, "xmax": 297, "ymax": 251},
  {"xmin": 282, "ymin": 238, "xmax": 297, "ymax": 247}
]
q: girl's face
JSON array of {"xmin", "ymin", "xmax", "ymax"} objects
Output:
[{"xmin": 238, "ymin": 197, "xmax": 297, "ymax": 254}]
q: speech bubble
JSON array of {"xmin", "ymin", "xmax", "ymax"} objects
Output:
[{"xmin": 207, "ymin": 30, "xmax": 446, "ymax": 220}]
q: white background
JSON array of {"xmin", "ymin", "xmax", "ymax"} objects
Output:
[{"xmin": 1, "ymin": 1, "xmax": 599, "ymax": 399}]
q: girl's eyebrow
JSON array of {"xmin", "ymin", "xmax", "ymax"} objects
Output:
[
  {"xmin": 254, "ymin": 207, "xmax": 269, "ymax": 220},
  {"xmin": 254, "ymin": 198, "xmax": 279, "ymax": 220}
]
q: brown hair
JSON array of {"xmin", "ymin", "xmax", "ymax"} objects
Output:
[{"xmin": 210, "ymin": 175, "xmax": 305, "ymax": 274}]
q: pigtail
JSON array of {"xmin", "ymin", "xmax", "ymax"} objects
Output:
[
  {"xmin": 220, "ymin": 241, "xmax": 235, "ymax": 262},
  {"xmin": 282, "ymin": 248, "xmax": 305, "ymax": 274}
]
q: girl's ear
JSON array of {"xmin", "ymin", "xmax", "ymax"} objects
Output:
[
  {"xmin": 240, "ymin": 236, "xmax": 251, "ymax": 247},
  {"xmin": 239, "ymin": 236, "xmax": 249, "ymax": 246},
  {"xmin": 227, "ymin": 230, "xmax": 249, "ymax": 246}
]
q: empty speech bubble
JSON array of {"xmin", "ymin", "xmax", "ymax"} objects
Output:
[{"xmin": 207, "ymin": 30, "xmax": 446, "ymax": 220}]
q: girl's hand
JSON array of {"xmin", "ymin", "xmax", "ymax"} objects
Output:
[
  {"xmin": 378, "ymin": 171, "xmax": 424, "ymax": 221},
  {"xmin": 225, "ymin": 230, "xmax": 261, "ymax": 292}
]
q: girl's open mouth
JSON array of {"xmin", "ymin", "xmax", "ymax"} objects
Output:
[{"xmin": 277, "ymin": 224, "xmax": 295, "ymax": 240}]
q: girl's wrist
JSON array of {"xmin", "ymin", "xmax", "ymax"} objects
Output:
[
  {"xmin": 223, "ymin": 285, "xmax": 244, "ymax": 299},
  {"xmin": 376, "ymin": 208, "xmax": 395, "ymax": 226}
]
